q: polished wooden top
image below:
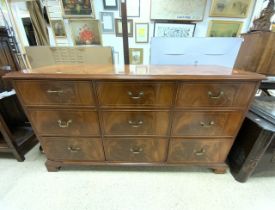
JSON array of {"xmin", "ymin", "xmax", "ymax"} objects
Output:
[{"xmin": 4, "ymin": 64, "xmax": 265, "ymax": 80}]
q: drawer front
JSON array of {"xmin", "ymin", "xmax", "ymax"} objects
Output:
[
  {"xmin": 15, "ymin": 80, "xmax": 95, "ymax": 106},
  {"xmin": 168, "ymin": 139, "xmax": 232, "ymax": 163},
  {"xmin": 96, "ymin": 82, "xmax": 175, "ymax": 107},
  {"xmin": 102, "ymin": 111, "xmax": 170, "ymax": 136},
  {"xmin": 29, "ymin": 110, "xmax": 100, "ymax": 136},
  {"xmin": 176, "ymin": 83, "xmax": 256, "ymax": 107},
  {"xmin": 104, "ymin": 138, "xmax": 168, "ymax": 162},
  {"xmin": 41, "ymin": 137, "xmax": 105, "ymax": 161},
  {"xmin": 172, "ymin": 111, "xmax": 243, "ymax": 137}
]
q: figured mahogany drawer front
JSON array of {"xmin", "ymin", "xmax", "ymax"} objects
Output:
[
  {"xmin": 41, "ymin": 137, "xmax": 105, "ymax": 161},
  {"xmin": 176, "ymin": 83, "xmax": 256, "ymax": 108},
  {"xmin": 96, "ymin": 82, "xmax": 175, "ymax": 107},
  {"xmin": 104, "ymin": 138, "xmax": 168, "ymax": 162},
  {"xmin": 29, "ymin": 110, "xmax": 100, "ymax": 136},
  {"xmin": 168, "ymin": 139, "xmax": 231, "ymax": 163},
  {"xmin": 15, "ymin": 80, "xmax": 95, "ymax": 106},
  {"xmin": 102, "ymin": 111, "xmax": 170, "ymax": 136},
  {"xmin": 172, "ymin": 111, "xmax": 243, "ymax": 137}
]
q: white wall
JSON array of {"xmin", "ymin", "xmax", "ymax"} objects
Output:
[{"xmin": 10, "ymin": 0, "xmax": 269, "ymax": 65}]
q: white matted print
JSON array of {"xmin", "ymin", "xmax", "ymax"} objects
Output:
[
  {"xmin": 154, "ymin": 23, "xmax": 196, "ymax": 38},
  {"xmin": 135, "ymin": 23, "xmax": 149, "ymax": 43},
  {"xmin": 100, "ymin": 12, "xmax": 115, "ymax": 33}
]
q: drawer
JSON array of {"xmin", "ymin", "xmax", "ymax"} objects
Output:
[
  {"xmin": 15, "ymin": 80, "xmax": 95, "ymax": 106},
  {"xmin": 172, "ymin": 111, "xmax": 243, "ymax": 137},
  {"xmin": 102, "ymin": 111, "xmax": 170, "ymax": 136},
  {"xmin": 176, "ymin": 83, "xmax": 256, "ymax": 107},
  {"xmin": 104, "ymin": 138, "xmax": 168, "ymax": 162},
  {"xmin": 168, "ymin": 139, "xmax": 232, "ymax": 163},
  {"xmin": 96, "ymin": 82, "xmax": 175, "ymax": 107},
  {"xmin": 29, "ymin": 110, "xmax": 100, "ymax": 136},
  {"xmin": 41, "ymin": 137, "xmax": 105, "ymax": 161}
]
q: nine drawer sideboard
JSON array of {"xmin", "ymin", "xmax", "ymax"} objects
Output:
[{"xmin": 5, "ymin": 65, "xmax": 265, "ymax": 172}]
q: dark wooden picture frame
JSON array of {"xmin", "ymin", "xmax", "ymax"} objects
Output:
[
  {"xmin": 115, "ymin": 19, "xmax": 133, "ymax": 37},
  {"xmin": 103, "ymin": 0, "xmax": 118, "ymax": 10}
]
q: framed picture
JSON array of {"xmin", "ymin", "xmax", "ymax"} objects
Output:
[
  {"xmin": 69, "ymin": 19, "xmax": 102, "ymax": 45},
  {"xmin": 61, "ymin": 0, "xmax": 95, "ymax": 18},
  {"xmin": 100, "ymin": 12, "xmax": 115, "ymax": 33},
  {"xmin": 151, "ymin": 0, "xmax": 207, "ymax": 21},
  {"xmin": 207, "ymin": 20, "xmax": 243, "ymax": 37},
  {"xmin": 115, "ymin": 19, "xmax": 133, "ymax": 37},
  {"xmin": 272, "ymin": 24, "xmax": 275, "ymax": 32},
  {"xmin": 129, "ymin": 48, "xmax": 143, "ymax": 65},
  {"xmin": 154, "ymin": 22, "xmax": 196, "ymax": 38},
  {"xmin": 210, "ymin": 0, "xmax": 252, "ymax": 18},
  {"xmin": 50, "ymin": 19, "xmax": 66, "ymax": 38},
  {"xmin": 135, "ymin": 23, "xmax": 149, "ymax": 43},
  {"xmin": 119, "ymin": 0, "xmax": 140, "ymax": 17},
  {"xmin": 103, "ymin": 0, "xmax": 118, "ymax": 10}
]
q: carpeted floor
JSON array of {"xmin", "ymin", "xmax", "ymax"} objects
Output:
[{"xmin": 0, "ymin": 145, "xmax": 275, "ymax": 210}]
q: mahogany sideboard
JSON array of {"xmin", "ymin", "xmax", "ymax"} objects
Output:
[{"xmin": 4, "ymin": 65, "xmax": 265, "ymax": 172}]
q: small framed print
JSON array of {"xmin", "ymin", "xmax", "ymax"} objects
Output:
[
  {"xmin": 50, "ymin": 19, "xmax": 66, "ymax": 38},
  {"xmin": 207, "ymin": 20, "xmax": 243, "ymax": 37},
  {"xmin": 154, "ymin": 22, "xmax": 196, "ymax": 38},
  {"xmin": 209, "ymin": 0, "xmax": 252, "ymax": 18},
  {"xmin": 103, "ymin": 0, "xmax": 118, "ymax": 10},
  {"xmin": 129, "ymin": 48, "xmax": 143, "ymax": 65},
  {"xmin": 69, "ymin": 19, "xmax": 102, "ymax": 45},
  {"xmin": 61, "ymin": 0, "xmax": 95, "ymax": 18},
  {"xmin": 100, "ymin": 12, "xmax": 115, "ymax": 33},
  {"xmin": 115, "ymin": 19, "xmax": 133, "ymax": 37},
  {"xmin": 119, "ymin": 0, "xmax": 140, "ymax": 17},
  {"xmin": 135, "ymin": 23, "xmax": 149, "ymax": 43}
]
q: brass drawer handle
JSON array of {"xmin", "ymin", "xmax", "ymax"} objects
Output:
[
  {"xmin": 194, "ymin": 149, "xmax": 205, "ymax": 156},
  {"xmin": 68, "ymin": 146, "xmax": 81, "ymax": 153},
  {"xmin": 128, "ymin": 120, "xmax": 143, "ymax": 128},
  {"xmin": 208, "ymin": 91, "xmax": 224, "ymax": 99},
  {"xmin": 128, "ymin": 91, "xmax": 144, "ymax": 100},
  {"xmin": 58, "ymin": 120, "xmax": 72, "ymax": 128},
  {"xmin": 130, "ymin": 147, "xmax": 143, "ymax": 154},
  {"xmin": 200, "ymin": 121, "xmax": 215, "ymax": 128},
  {"xmin": 47, "ymin": 89, "xmax": 64, "ymax": 94}
]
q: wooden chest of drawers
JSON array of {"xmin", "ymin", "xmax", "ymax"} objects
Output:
[{"xmin": 5, "ymin": 65, "xmax": 264, "ymax": 172}]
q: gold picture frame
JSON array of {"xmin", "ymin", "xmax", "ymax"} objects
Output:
[
  {"xmin": 129, "ymin": 48, "xmax": 143, "ymax": 65},
  {"xmin": 207, "ymin": 20, "xmax": 243, "ymax": 37},
  {"xmin": 61, "ymin": 0, "xmax": 95, "ymax": 18},
  {"xmin": 69, "ymin": 19, "xmax": 102, "ymax": 46},
  {"xmin": 209, "ymin": 0, "xmax": 252, "ymax": 18},
  {"xmin": 50, "ymin": 19, "xmax": 67, "ymax": 38}
]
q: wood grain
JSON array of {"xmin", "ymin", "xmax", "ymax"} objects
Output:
[
  {"xmin": 96, "ymin": 82, "xmax": 175, "ymax": 107},
  {"xmin": 176, "ymin": 82, "xmax": 256, "ymax": 108},
  {"xmin": 168, "ymin": 139, "xmax": 232, "ymax": 163},
  {"xmin": 14, "ymin": 80, "xmax": 95, "ymax": 107},
  {"xmin": 101, "ymin": 111, "xmax": 170, "ymax": 136},
  {"xmin": 172, "ymin": 111, "xmax": 243, "ymax": 137},
  {"xmin": 41, "ymin": 137, "xmax": 105, "ymax": 161},
  {"xmin": 28, "ymin": 110, "xmax": 100, "ymax": 136},
  {"xmin": 104, "ymin": 138, "xmax": 168, "ymax": 162}
]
